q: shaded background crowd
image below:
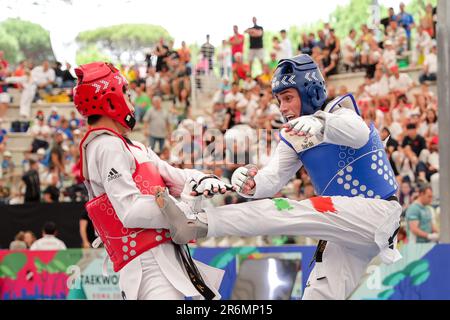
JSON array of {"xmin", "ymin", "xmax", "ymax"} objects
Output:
[{"xmin": 0, "ymin": 1, "xmax": 441, "ymax": 248}]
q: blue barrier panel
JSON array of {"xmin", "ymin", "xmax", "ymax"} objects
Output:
[{"xmin": 1, "ymin": 244, "xmax": 449, "ymax": 300}]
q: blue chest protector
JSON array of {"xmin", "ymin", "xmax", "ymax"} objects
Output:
[{"xmin": 280, "ymin": 96, "xmax": 398, "ymax": 200}]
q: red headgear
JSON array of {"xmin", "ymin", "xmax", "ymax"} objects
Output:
[{"xmin": 73, "ymin": 62, "xmax": 136, "ymax": 130}]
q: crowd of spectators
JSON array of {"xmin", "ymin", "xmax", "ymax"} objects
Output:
[
  {"xmin": 194, "ymin": 3, "xmax": 440, "ymax": 245},
  {"xmin": 9, "ymin": 221, "xmax": 67, "ymax": 250},
  {"xmin": 0, "ymin": 2, "xmax": 441, "ymax": 246},
  {"xmin": 191, "ymin": 3, "xmax": 436, "ymax": 83},
  {"xmin": 0, "ymin": 36, "xmax": 196, "ymax": 206}
]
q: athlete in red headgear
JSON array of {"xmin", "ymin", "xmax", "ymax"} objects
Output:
[{"xmin": 74, "ymin": 62, "xmax": 231, "ymax": 300}]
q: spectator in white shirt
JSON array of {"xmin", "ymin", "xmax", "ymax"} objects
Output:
[
  {"xmin": 411, "ymin": 92, "xmax": 429, "ymax": 115},
  {"xmin": 382, "ymin": 40, "xmax": 397, "ymax": 69},
  {"xmin": 221, "ymin": 82, "xmax": 245, "ymax": 130},
  {"xmin": 416, "ymin": 25, "xmax": 433, "ymax": 60},
  {"xmin": 392, "ymin": 144, "xmax": 418, "ymax": 183},
  {"xmin": 224, "ymin": 82, "xmax": 245, "ymax": 107},
  {"xmin": 418, "ymin": 108, "xmax": 438, "ymax": 138},
  {"xmin": 362, "ymin": 102, "xmax": 385, "ymax": 131},
  {"xmin": 342, "ymin": 29, "xmax": 357, "ymax": 71},
  {"xmin": 392, "ymin": 94, "xmax": 412, "ymax": 124},
  {"xmin": 418, "ymin": 83, "xmax": 437, "ymax": 106},
  {"xmin": 279, "ymin": 29, "xmax": 292, "ymax": 60},
  {"xmin": 419, "ymin": 44, "xmax": 437, "ymax": 83},
  {"xmin": 5, "ymin": 69, "xmax": 36, "ymax": 119},
  {"xmin": 253, "ymin": 92, "xmax": 281, "ymax": 130},
  {"xmin": 31, "ymin": 61, "xmax": 55, "ymax": 93},
  {"xmin": 9, "ymin": 231, "xmax": 28, "ymax": 250},
  {"xmin": 367, "ymin": 68, "xmax": 393, "ymax": 110},
  {"xmin": 389, "ymin": 65, "xmax": 414, "ymax": 98},
  {"xmin": 30, "ymin": 222, "xmax": 67, "ymax": 250},
  {"xmin": 30, "ymin": 114, "xmax": 51, "ymax": 152},
  {"xmin": 238, "ymin": 89, "xmax": 259, "ymax": 126},
  {"xmin": 385, "ymin": 20, "xmax": 407, "ymax": 55}
]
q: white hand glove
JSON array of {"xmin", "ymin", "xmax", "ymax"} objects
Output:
[
  {"xmin": 286, "ymin": 115, "xmax": 324, "ymax": 137},
  {"xmin": 179, "ymin": 179, "xmax": 202, "ymax": 212},
  {"xmin": 190, "ymin": 175, "xmax": 234, "ymax": 198},
  {"xmin": 231, "ymin": 165, "xmax": 258, "ymax": 195},
  {"xmin": 427, "ymin": 233, "xmax": 439, "ymax": 242}
]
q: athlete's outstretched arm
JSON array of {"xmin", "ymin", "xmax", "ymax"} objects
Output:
[
  {"xmin": 251, "ymin": 141, "xmax": 303, "ymax": 199},
  {"xmin": 146, "ymin": 147, "xmax": 231, "ymax": 197}
]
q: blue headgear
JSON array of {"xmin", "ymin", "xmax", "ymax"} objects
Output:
[{"xmin": 272, "ymin": 54, "xmax": 327, "ymax": 116}]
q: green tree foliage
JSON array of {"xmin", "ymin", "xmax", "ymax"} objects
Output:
[
  {"xmin": 329, "ymin": 0, "xmax": 376, "ymax": 39},
  {"xmin": 0, "ymin": 18, "xmax": 54, "ymax": 64},
  {"xmin": 0, "ymin": 27, "xmax": 20, "ymax": 63},
  {"xmin": 282, "ymin": 0, "xmax": 438, "ymax": 51},
  {"xmin": 76, "ymin": 24, "xmax": 173, "ymax": 61},
  {"xmin": 287, "ymin": 21, "xmax": 325, "ymax": 54},
  {"xmin": 76, "ymin": 45, "xmax": 111, "ymax": 66},
  {"xmin": 406, "ymin": 0, "xmax": 438, "ymax": 23}
]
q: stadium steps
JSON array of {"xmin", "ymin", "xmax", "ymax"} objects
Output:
[
  {"xmin": 5, "ymin": 102, "xmax": 76, "ymax": 120},
  {"xmin": 2, "ymin": 66, "xmax": 436, "ymax": 168},
  {"xmin": 6, "ymin": 88, "xmax": 21, "ymax": 105},
  {"xmin": 4, "ymin": 132, "xmax": 34, "ymax": 149},
  {"xmin": 3, "ymin": 146, "xmax": 29, "ymax": 167},
  {"xmin": 327, "ymin": 66, "xmax": 436, "ymax": 94}
]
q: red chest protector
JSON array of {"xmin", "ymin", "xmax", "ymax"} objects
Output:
[{"xmin": 80, "ymin": 128, "xmax": 171, "ymax": 272}]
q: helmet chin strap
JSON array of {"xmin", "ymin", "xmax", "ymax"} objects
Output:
[{"xmin": 124, "ymin": 113, "xmax": 136, "ymax": 130}]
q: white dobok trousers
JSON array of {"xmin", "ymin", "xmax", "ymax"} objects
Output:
[{"xmin": 203, "ymin": 196, "xmax": 402, "ymax": 300}]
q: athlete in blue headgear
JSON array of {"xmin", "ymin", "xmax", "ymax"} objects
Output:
[
  {"xmin": 272, "ymin": 54, "xmax": 327, "ymax": 117},
  {"xmin": 155, "ymin": 54, "xmax": 403, "ymax": 300}
]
